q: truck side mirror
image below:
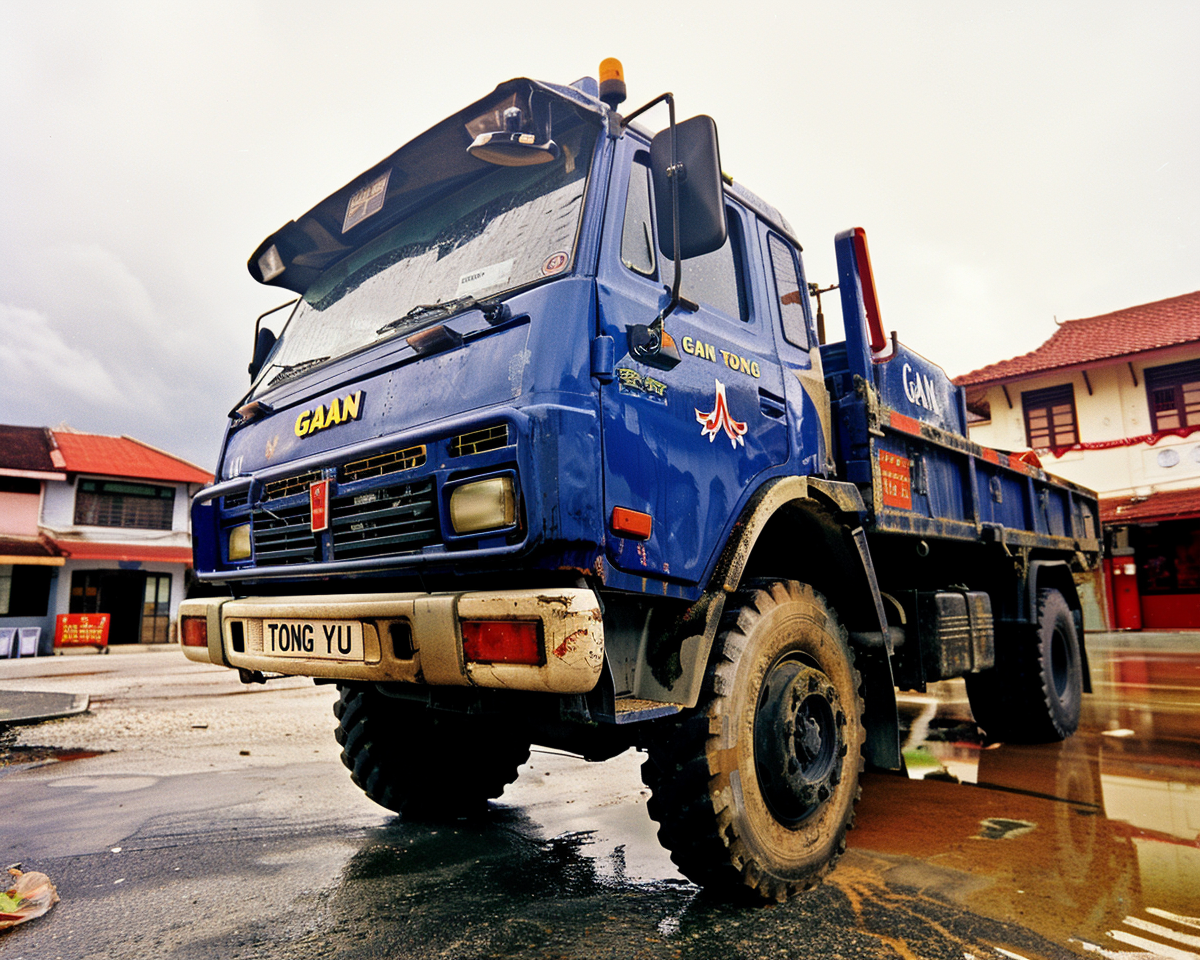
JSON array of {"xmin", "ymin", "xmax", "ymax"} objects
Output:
[
  {"xmin": 649, "ymin": 115, "xmax": 727, "ymax": 260},
  {"xmin": 248, "ymin": 327, "xmax": 277, "ymax": 381}
]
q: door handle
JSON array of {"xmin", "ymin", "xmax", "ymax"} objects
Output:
[{"xmin": 758, "ymin": 388, "xmax": 786, "ymax": 419}]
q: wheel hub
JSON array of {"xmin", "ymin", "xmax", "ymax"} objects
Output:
[{"xmin": 754, "ymin": 661, "xmax": 846, "ymax": 827}]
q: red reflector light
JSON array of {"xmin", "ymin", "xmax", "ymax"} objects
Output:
[
  {"xmin": 611, "ymin": 506, "xmax": 652, "ymax": 540},
  {"xmin": 181, "ymin": 616, "xmax": 208, "ymax": 648},
  {"xmin": 461, "ymin": 620, "xmax": 541, "ymax": 665}
]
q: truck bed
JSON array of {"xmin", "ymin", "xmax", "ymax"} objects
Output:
[{"xmin": 822, "ymin": 340, "xmax": 1101, "ymax": 555}]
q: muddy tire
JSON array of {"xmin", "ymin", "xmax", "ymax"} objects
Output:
[
  {"xmin": 640, "ymin": 581, "xmax": 865, "ymax": 903},
  {"xmin": 333, "ymin": 685, "xmax": 530, "ymax": 818},
  {"xmin": 966, "ymin": 588, "xmax": 1083, "ymax": 743}
]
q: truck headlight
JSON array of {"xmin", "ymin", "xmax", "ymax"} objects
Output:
[
  {"xmin": 449, "ymin": 477, "xmax": 516, "ymax": 535},
  {"xmin": 227, "ymin": 523, "xmax": 252, "ymax": 561}
]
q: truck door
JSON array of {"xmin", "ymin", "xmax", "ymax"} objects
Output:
[
  {"xmin": 596, "ymin": 140, "xmax": 788, "ymax": 586},
  {"xmin": 759, "ymin": 229, "xmax": 831, "ymax": 477}
]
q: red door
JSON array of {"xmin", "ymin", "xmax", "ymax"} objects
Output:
[{"xmin": 1111, "ymin": 558, "xmax": 1143, "ymax": 630}]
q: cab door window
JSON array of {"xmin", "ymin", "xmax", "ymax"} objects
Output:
[
  {"xmin": 662, "ymin": 210, "xmax": 749, "ymax": 322},
  {"xmin": 768, "ymin": 235, "xmax": 810, "ymax": 349},
  {"xmin": 620, "ymin": 157, "xmax": 656, "ymax": 277}
]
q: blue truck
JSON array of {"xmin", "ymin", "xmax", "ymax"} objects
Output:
[{"xmin": 179, "ymin": 61, "xmax": 1101, "ymax": 902}]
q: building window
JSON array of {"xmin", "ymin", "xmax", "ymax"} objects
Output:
[
  {"xmin": 1145, "ymin": 360, "xmax": 1200, "ymax": 432},
  {"xmin": 1022, "ymin": 384, "xmax": 1078, "ymax": 448},
  {"xmin": 74, "ymin": 480, "xmax": 176, "ymax": 530},
  {"xmin": 1135, "ymin": 521, "xmax": 1200, "ymax": 594},
  {"xmin": 0, "ymin": 564, "xmax": 53, "ymax": 616}
]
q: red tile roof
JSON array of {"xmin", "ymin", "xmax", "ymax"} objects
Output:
[
  {"xmin": 52, "ymin": 432, "xmax": 211, "ymax": 484},
  {"xmin": 51, "ymin": 540, "xmax": 195, "ymax": 564},
  {"xmin": 955, "ymin": 290, "xmax": 1200, "ymax": 387},
  {"xmin": 0, "ymin": 424, "xmax": 65, "ymax": 475},
  {"xmin": 1100, "ymin": 487, "xmax": 1200, "ymax": 525}
]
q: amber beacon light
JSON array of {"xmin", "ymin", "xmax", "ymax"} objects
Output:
[{"xmin": 599, "ymin": 58, "xmax": 626, "ymax": 110}]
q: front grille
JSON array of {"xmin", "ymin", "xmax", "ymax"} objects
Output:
[
  {"xmin": 264, "ymin": 470, "xmax": 323, "ymax": 501},
  {"xmin": 330, "ymin": 478, "xmax": 438, "ymax": 560},
  {"xmin": 251, "ymin": 502, "xmax": 319, "ymax": 564},
  {"xmin": 340, "ymin": 445, "xmax": 426, "ymax": 482},
  {"xmin": 449, "ymin": 424, "xmax": 508, "ymax": 457},
  {"xmin": 223, "ymin": 491, "xmax": 249, "ymax": 509}
]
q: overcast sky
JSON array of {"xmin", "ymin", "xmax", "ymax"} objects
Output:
[{"xmin": 1, "ymin": 1, "xmax": 1196, "ymax": 471}]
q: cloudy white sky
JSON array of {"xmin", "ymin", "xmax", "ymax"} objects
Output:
[{"xmin": 1, "ymin": 1, "xmax": 1196, "ymax": 470}]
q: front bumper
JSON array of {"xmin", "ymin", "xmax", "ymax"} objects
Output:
[{"xmin": 179, "ymin": 587, "xmax": 603, "ymax": 694}]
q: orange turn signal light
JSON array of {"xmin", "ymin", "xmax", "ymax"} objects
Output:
[
  {"xmin": 462, "ymin": 620, "xmax": 542, "ymax": 665},
  {"xmin": 181, "ymin": 616, "xmax": 208, "ymax": 648},
  {"xmin": 611, "ymin": 506, "xmax": 652, "ymax": 540}
]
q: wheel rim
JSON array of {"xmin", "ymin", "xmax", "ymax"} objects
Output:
[{"xmin": 754, "ymin": 659, "xmax": 846, "ymax": 827}]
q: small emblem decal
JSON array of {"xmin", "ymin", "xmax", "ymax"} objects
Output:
[
  {"xmin": 342, "ymin": 170, "xmax": 390, "ymax": 233},
  {"xmin": 542, "ymin": 251, "xmax": 569, "ymax": 276},
  {"xmin": 616, "ymin": 366, "xmax": 668, "ymax": 405},
  {"xmin": 696, "ymin": 380, "xmax": 747, "ymax": 448},
  {"xmin": 310, "ymin": 479, "xmax": 330, "ymax": 533}
]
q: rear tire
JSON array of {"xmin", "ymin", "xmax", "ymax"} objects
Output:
[
  {"xmin": 640, "ymin": 581, "xmax": 865, "ymax": 903},
  {"xmin": 333, "ymin": 685, "xmax": 530, "ymax": 818},
  {"xmin": 966, "ymin": 588, "xmax": 1083, "ymax": 743}
]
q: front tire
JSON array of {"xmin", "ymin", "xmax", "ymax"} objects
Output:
[
  {"xmin": 641, "ymin": 581, "xmax": 865, "ymax": 902},
  {"xmin": 966, "ymin": 588, "xmax": 1083, "ymax": 743},
  {"xmin": 334, "ymin": 685, "xmax": 531, "ymax": 818}
]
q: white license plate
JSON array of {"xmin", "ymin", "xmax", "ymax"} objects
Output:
[{"xmin": 262, "ymin": 619, "xmax": 364, "ymax": 660}]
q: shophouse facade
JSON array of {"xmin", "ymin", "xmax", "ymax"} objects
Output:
[
  {"xmin": 955, "ymin": 290, "xmax": 1200, "ymax": 630},
  {"xmin": 0, "ymin": 424, "xmax": 210, "ymax": 654}
]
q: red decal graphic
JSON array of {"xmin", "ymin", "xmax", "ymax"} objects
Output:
[
  {"xmin": 696, "ymin": 380, "xmax": 748, "ymax": 448},
  {"xmin": 310, "ymin": 479, "xmax": 330, "ymax": 533},
  {"xmin": 878, "ymin": 450, "xmax": 912, "ymax": 510}
]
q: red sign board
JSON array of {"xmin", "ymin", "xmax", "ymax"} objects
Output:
[
  {"xmin": 879, "ymin": 450, "xmax": 912, "ymax": 510},
  {"xmin": 55, "ymin": 613, "xmax": 110, "ymax": 648},
  {"xmin": 310, "ymin": 480, "xmax": 330, "ymax": 532}
]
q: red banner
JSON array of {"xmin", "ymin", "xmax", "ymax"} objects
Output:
[
  {"xmin": 1042, "ymin": 424, "xmax": 1200, "ymax": 459},
  {"xmin": 55, "ymin": 613, "xmax": 110, "ymax": 648}
]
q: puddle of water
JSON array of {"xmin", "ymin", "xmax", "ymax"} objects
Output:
[{"xmin": 874, "ymin": 636, "xmax": 1200, "ymax": 958}]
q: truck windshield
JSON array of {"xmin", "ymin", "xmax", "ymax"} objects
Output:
[{"xmin": 251, "ymin": 115, "xmax": 600, "ymax": 398}]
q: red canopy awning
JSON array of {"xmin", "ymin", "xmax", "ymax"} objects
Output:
[{"xmin": 52, "ymin": 540, "xmax": 194, "ymax": 564}]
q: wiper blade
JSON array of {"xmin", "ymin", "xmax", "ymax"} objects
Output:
[
  {"xmin": 377, "ymin": 296, "xmax": 480, "ymax": 336},
  {"xmin": 376, "ymin": 296, "xmax": 510, "ymax": 337},
  {"xmin": 266, "ymin": 356, "xmax": 330, "ymax": 386}
]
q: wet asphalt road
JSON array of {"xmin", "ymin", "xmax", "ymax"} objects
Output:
[{"xmin": 1, "ymin": 633, "xmax": 1198, "ymax": 960}]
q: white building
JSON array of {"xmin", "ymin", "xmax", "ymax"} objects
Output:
[
  {"xmin": 1, "ymin": 424, "xmax": 210, "ymax": 653},
  {"xmin": 955, "ymin": 290, "xmax": 1200, "ymax": 630}
]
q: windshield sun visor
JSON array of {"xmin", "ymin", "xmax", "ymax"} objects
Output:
[{"xmin": 248, "ymin": 79, "xmax": 604, "ymax": 295}]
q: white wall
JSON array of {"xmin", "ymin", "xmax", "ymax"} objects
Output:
[{"xmin": 966, "ymin": 346, "xmax": 1200, "ymax": 498}]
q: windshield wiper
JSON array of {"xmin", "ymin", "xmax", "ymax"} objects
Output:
[
  {"xmin": 266, "ymin": 356, "xmax": 330, "ymax": 387},
  {"xmin": 376, "ymin": 296, "xmax": 510, "ymax": 336}
]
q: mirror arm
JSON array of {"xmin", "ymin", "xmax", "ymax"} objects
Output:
[
  {"xmin": 249, "ymin": 297, "xmax": 297, "ymax": 379},
  {"xmin": 623, "ymin": 93, "xmax": 684, "ymax": 371}
]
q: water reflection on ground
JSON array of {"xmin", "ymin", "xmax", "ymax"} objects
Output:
[
  {"xmin": 887, "ymin": 632, "xmax": 1200, "ymax": 958},
  {"xmin": 278, "ymin": 633, "xmax": 1200, "ymax": 959}
]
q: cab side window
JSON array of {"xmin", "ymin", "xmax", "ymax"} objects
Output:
[
  {"xmin": 662, "ymin": 209, "xmax": 749, "ymax": 322},
  {"xmin": 621, "ymin": 158, "xmax": 656, "ymax": 277},
  {"xmin": 768, "ymin": 235, "xmax": 809, "ymax": 349}
]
